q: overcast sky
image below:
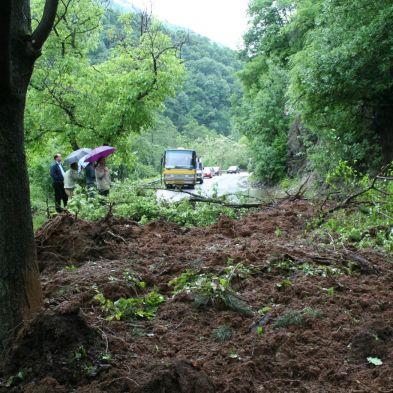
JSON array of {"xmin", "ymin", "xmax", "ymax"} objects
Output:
[{"xmin": 113, "ymin": 0, "xmax": 250, "ymax": 49}]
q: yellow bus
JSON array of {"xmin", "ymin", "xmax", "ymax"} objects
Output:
[{"xmin": 162, "ymin": 148, "xmax": 197, "ymax": 189}]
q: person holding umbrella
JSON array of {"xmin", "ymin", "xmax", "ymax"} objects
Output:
[
  {"xmin": 50, "ymin": 153, "xmax": 68, "ymax": 212},
  {"xmin": 95, "ymin": 158, "xmax": 111, "ymax": 196},
  {"xmin": 83, "ymin": 146, "xmax": 116, "ymax": 197},
  {"xmin": 65, "ymin": 147, "xmax": 94, "ymax": 195}
]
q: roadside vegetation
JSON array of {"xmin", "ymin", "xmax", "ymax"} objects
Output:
[{"xmin": 1, "ymin": 0, "xmax": 392, "ymax": 392}]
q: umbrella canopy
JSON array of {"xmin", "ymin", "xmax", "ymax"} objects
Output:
[
  {"xmin": 78, "ymin": 156, "xmax": 90, "ymax": 172},
  {"xmin": 83, "ymin": 146, "xmax": 116, "ymax": 163},
  {"xmin": 64, "ymin": 148, "xmax": 92, "ymax": 165}
]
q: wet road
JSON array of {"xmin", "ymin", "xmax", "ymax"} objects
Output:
[{"xmin": 157, "ymin": 172, "xmax": 260, "ymax": 202}]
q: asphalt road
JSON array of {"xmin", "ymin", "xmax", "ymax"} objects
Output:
[{"xmin": 156, "ymin": 172, "xmax": 256, "ymax": 202}]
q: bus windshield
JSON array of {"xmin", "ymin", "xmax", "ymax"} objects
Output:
[{"xmin": 165, "ymin": 150, "xmax": 195, "ymax": 169}]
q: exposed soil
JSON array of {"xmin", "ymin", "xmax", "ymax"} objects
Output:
[{"xmin": 1, "ymin": 200, "xmax": 393, "ymax": 392}]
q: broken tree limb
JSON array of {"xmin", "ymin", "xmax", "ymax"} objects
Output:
[
  {"xmin": 172, "ymin": 189, "xmax": 265, "ymax": 208},
  {"xmin": 320, "ymin": 169, "xmax": 393, "ymax": 220}
]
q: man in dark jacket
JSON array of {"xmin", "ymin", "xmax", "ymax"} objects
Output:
[
  {"xmin": 50, "ymin": 153, "xmax": 68, "ymax": 212},
  {"xmin": 85, "ymin": 162, "xmax": 96, "ymax": 188}
]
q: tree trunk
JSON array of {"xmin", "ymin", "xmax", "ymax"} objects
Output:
[
  {"xmin": 374, "ymin": 90, "xmax": 393, "ymax": 165},
  {"xmin": 0, "ymin": 93, "xmax": 42, "ymax": 352},
  {"xmin": 0, "ymin": 0, "xmax": 59, "ymax": 351},
  {"xmin": 377, "ymin": 108, "xmax": 393, "ymax": 165}
]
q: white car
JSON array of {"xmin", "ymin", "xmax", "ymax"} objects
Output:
[
  {"xmin": 227, "ymin": 166, "xmax": 240, "ymax": 174},
  {"xmin": 212, "ymin": 166, "xmax": 222, "ymax": 176}
]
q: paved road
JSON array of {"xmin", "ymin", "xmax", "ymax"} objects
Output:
[{"xmin": 157, "ymin": 172, "xmax": 257, "ymax": 202}]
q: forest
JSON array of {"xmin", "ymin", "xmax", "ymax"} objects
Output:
[
  {"xmin": 0, "ymin": 0, "xmax": 392, "ymax": 392},
  {"xmin": 26, "ymin": 1, "xmax": 249, "ymax": 217}
]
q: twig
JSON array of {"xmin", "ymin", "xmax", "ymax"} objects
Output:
[{"xmin": 107, "ymin": 231, "xmax": 126, "ymax": 243}]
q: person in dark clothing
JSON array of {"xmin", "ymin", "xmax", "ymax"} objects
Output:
[
  {"xmin": 85, "ymin": 162, "xmax": 96, "ymax": 188},
  {"xmin": 50, "ymin": 153, "xmax": 68, "ymax": 212}
]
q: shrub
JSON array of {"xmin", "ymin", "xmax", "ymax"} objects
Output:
[
  {"xmin": 64, "ymin": 180, "xmax": 247, "ymax": 228},
  {"xmin": 169, "ymin": 262, "xmax": 253, "ymax": 315},
  {"xmin": 94, "ymin": 291, "xmax": 165, "ymax": 321}
]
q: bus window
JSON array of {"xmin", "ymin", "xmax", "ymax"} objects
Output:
[{"xmin": 165, "ymin": 150, "xmax": 195, "ymax": 169}]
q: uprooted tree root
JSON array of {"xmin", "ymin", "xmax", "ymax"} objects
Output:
[{"xmin": 2, "ymin": 200, "xmax": 393, "ymax": 392}]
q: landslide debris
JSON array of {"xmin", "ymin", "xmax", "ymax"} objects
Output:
[{"xmin": 1, "ymin": 200, "xmax": 392, "ymax": 392}]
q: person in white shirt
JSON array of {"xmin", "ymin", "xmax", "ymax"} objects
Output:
[{"xmin": 64, "ymin": 162, "xmax": 79, "ymax": 198}]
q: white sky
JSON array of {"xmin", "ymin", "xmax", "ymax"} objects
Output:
[{"xmin": 114, "ymin": 0, "xmax": 250, "ymax": 49}]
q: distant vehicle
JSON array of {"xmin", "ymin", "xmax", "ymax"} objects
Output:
[
  {"xmin": 203, "ymin": 167, "xmax": 213, "ymax": 178},
  {"xmin": 196, "ymin": 161, "xmax": 204, "ymax": 184},
  {"xmin": 162, "ymin": 148, "xmax": 197, "ymax": 189},
  {"xmin": 227, "ymin": 166, "xmax": 240, "ymax": 174},
  {"xmin": 212, "ymin": 166, "xmax": 222, "ymax": 176}
]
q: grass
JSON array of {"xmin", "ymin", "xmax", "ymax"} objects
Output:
[
  {"xmin": 212, "ymin": 325, "xmax": 232, "ymax": 342},
  {"xmin": 274, "ymin": 307, "xmax": 322, "ymax": 328}
]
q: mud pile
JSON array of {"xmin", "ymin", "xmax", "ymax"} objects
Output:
[{"xmin": 2, "ymin": 200, "xmax": 393, "ymax": 392}]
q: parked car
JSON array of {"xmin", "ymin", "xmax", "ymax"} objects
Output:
[
  {"xmin": 196, "ymin": 162, "xmax": 204, "ymax": 184},
  {"xmin": 203, "ymin": 167, "xmax": 213, "ymax": 178},
  {"xmin": 212, "ymin": 166, "xmax": 222, "ymax": 176},
  {"xmin": 227, "ymin": 166, "xmax": 240, "ymax": 174}
]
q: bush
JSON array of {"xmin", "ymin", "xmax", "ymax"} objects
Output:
[
  {"xmin": 65, "ymin": 180, "xmax": 247, "ymax": 227},
  {"xmin": 169, "ymin": 262, "xmax": 254, "ymax": 314},
  {"xmin": 94, "ymin": 290, "xmax": 165, "ymax": 321},
  {"xmin": 318, "ymin": 162, "xmax": 393, "ymax": 252}
]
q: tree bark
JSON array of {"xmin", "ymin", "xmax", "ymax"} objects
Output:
[
  {"xmin": 374, "ymin": 88, "xmax": 393, "ymax": 165},
  {"xmin": 0, "ymin": 94, "xmax": 42, "ymax": 352},
  {"xmin": 0, "ymin": 0, "xmax": 59, "ymax": 352},
  {"xmin": 375, "ymin": 106, "xmax": 393, "ymax": 165},
  {"xmin": 0, "ymin": 1, "xmax": 12, "ymax": 100}
]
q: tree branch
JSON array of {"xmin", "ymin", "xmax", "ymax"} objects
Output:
[{"xmin": 31, "ymin": 0, "xmax": 60, "ymax": 51}]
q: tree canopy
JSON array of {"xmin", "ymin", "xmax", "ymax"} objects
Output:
[{"xmin": 235, "ymin": 0, "xmax": 393, "ymax": 183}]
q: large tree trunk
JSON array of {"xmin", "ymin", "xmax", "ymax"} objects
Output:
[
  {"xmin": 0, "ymin": 94, "xmax": 42, "ymax": 352},
  {"xmin": 0, "ymin": 0, "xmax": 59, "ymax": 351}
]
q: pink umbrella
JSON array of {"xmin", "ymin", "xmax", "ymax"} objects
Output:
[{"xmin": 83, "ymin": 146, "xmax": 116, "ymax": 163}]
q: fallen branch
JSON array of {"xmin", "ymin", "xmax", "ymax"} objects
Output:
[
  {"xmin": 285, "ymin": 175, "xmax": 310, "ymax": 201},
  {"xmin": 177, "ymin": 189, "xmax": 265, "ymax": 208},
  {"xmin": 320, "ymin": 168, "xmax": 393, "ymax": 220}
]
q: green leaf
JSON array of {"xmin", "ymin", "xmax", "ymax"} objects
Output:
[
  {"xmin": 258, "ymin": 306, "xmax": 272, "ymax": 315},
  {"xmin": 367, "ymin": 357, "xmax": 383, "ymax": 366}
]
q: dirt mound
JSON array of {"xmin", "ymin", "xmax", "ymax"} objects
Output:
[
  {"xmin": 3, "ymin": 311, "xmax": 104, "ymax": 386},
  {"xmin": 35, "ymin": 214, "xmax": 149, "ymax": 271},
  {"xmin": 136, "ymin": 359, "xmax": 214, "ymax": 393},
  {"xmin": 4, "ymin": 201, "xmax": 392, "ymax": 392}
]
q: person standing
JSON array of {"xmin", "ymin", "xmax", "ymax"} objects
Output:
[
  {"xmin": 85, "ymin": 162, "xmax": 96, "ymax": 189},
  {"xmin": 95, "ymin": 158, "xmax": 111, "ymax": 196},
  {"xmin": 63, "ymin": 162, "xmax": 79, "ymax": 198},
  {"xmin": 50, "ymin": 153, "xmax": 68, "ymax": 212}
]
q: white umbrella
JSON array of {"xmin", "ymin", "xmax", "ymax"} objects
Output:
[{"xmin": 64, "ymin": 148, "xmax": 92, "ymax": 165}]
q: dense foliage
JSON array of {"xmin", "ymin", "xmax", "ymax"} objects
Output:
[
  {"xmin": 235, "ymin": 0, "xmax": 393, "ymax": 184},
  {"xmin": 317, "ymin": 162, "xmax": 393, "ymax": 253},
  {"xmin": 65, "ymin": 180, "xmax": 246, "ymax": 227},
  {"xmin": 27, "ymin": 1, "xmax": 249, "ymax": 208},
  {"xmin": 164, "ymin": 32, "xmax": 243, "ymax": 136}
]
